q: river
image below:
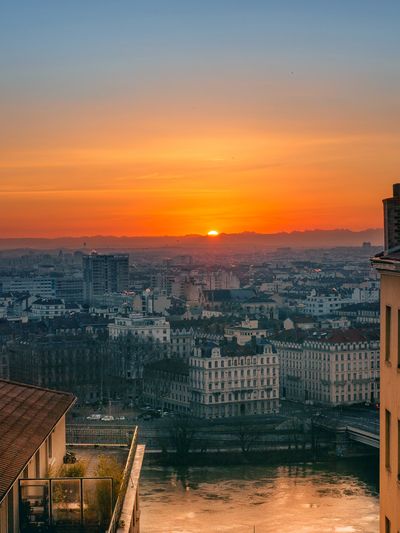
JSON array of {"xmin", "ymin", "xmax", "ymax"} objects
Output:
[{"xmin": 140, "ymin": 459, "xmax": 379, "ymax": 533}]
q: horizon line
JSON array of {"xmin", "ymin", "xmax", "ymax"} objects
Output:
[{"xmin": 0, "ymin": 228, "xmax": 384, "ymax": 240}]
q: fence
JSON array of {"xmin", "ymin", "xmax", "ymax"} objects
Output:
[{"xmin": 67, "ymin": 425, "xmax": 134, "ymax": 445}]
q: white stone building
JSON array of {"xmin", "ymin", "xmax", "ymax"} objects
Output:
[
  {"xmin": 304, "ymin": 290, "xmax": 346, "ymax": 316},
  {"xmin": 132, "ymin": 289, "xmax": 171, "ymax": 315},
  {"xmin": 108, "ymin": 312, "xmax": 171, "ymax": 343},
  {"xmin": 224, "ymin": 318, "xmax": 268, "ymax": 346},
  {"xmin": 273, "ymin": 329, "xmax": 380, "ymax": 405},
  {"xmin": 30, "ymin": 298, "xmax": 66, "ymax": 320},
  {"xmin": 190, "ymin": 343, "xmax": 279, "ymax": 418},
  {"xmin": 170, "ymin": 328, "xmax": 195, "ymax": 359}
]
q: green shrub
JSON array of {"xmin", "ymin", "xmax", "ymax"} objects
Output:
[{"xmin": 58, "ymin": 460, "xmax": 87, "ymax": 477}]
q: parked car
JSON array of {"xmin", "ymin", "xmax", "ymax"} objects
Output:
[
  {"xmin": 137, "ymin": 413, "xmax": 153, "ymax": 421},
  {"xmin": 86, "ymin": 414, "xmax": 102, "ymax": 420},
  {"xmin": 101, "ymin": 415, "xmax": 115, "ymax": 421}
]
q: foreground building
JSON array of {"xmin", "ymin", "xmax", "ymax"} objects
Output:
[
  {"xmin": 372, "ymin": 183, "xmax": 400, "ymax": 533},
  {"xmin": 0, "ymin": 380, "xmax": 75, "ymax": 532},
  {"xmin": 0, "ymin": 379, "xmax": 144, "ymax": 533}
]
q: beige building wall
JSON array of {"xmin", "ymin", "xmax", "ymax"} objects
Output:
[
  {"xmin": 0, "ymin": 416, "xmax": 67, "ymax": 533},
  {"xmin": 379, "ymin": 270, "xmax": 400, "ymax": 533}
]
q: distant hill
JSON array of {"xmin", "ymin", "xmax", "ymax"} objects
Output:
[{"xmin": 0, "ymin": 229, "xmax": 383, "ymax": 252}]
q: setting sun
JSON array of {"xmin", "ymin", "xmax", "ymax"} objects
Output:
[{"xmin": 207, "ymin": 230, "xmax": 219, "ymax": 236}]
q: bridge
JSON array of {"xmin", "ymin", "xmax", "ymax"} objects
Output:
[{"xmin": 313, "ymin": 411, "xmax": 379, "ymax": 453}]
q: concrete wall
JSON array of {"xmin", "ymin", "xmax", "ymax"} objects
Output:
[{"xmin": 0, "ymin": 416, "xmax": 67, "ymax": 533}]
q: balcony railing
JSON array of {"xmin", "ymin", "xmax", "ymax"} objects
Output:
[
  {"xmin": 107, "ymin": 426, "xmax": 139, "ymax": 533},
  {"xmin": 19, "ymin": 477, "xmax": 113, "ymax": 532},
  {"xmin": 20, "ymin": 427, "xmax": 140, "ymax": 533}
]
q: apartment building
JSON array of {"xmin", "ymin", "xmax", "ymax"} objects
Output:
[
  {"xmin": 0, "ymin": 380, "xmax": 75, "ymax": 533},
  {"xmin": 224, "ymin": 318, "xmax": 268, "ymax": 346},
  {"xmin": 109, "ymin": 313, "xmax": 171, "ymax": 343},
  {"xmin": 273, "ymin": 329, "xmax": 380, "ymax": 405},
  {"xmin": 30, "ymin": 298, "xmax": 66, "ymax": 319},
  {"xmin": 170, "ymin": 328, "xmax": 195, "ymax": 359},
  {"xmin": 143, "ymin": 358, "xmax": 190, "ymax": 413},
  {"xmin": 304, "ymin": 290, "xmax": 345, "ymax": 316},
  {"xmin": 190, "ymin": 342, "xmax": 279, "ymax": 418},
  {"xmin": 0, "ymin": 278, "xmax": 55, "ymax": 299},
  {"xmin": 272, "ymin": 332, "xmax": 305, "ymax": 402},
  {"xmin": 372, "ymin": 183, "xmax": 400, "ymax": 533},
  {"xmin": 0, "ymin": 379, "xmax": 145, "ymax": 533},
  {"xmin": 83, "ymin": 252, "xmax": 129, "ymax": 303}
]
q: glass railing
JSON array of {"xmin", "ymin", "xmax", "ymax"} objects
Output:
[{"xmin": 19, "ymin": 477, "xmax": 113, "ymax": 532}]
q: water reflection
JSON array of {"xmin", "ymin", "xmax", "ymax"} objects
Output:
[{"xmin": 140, "ymin": 460, "xmax": 379, "ymax": 533}]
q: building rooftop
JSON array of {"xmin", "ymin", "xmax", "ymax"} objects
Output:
[
  {"xmin": 372, "ymin": 250, "xmax": 400, "ymax": 269},
  {"xmin": 321, "ymin": 328, "xmax": 380, "ymax": 344},
  {"xmin": 0, "ymin": 379, "xmax": 75, "ymax": 503},
  {"xmin": 144, "ymin": 358, "xmax": 189, "ymax": 375},
  {"xmin": 272, "ymin": 327, "xmax": 379, "ymax": 344},
  {"xmin": 204, "ymin": 288, "xmax": 256, "ymax": 301},
  {"xmin": 32, "ymin": 298, "xmax": 65, "ymax": 305}
]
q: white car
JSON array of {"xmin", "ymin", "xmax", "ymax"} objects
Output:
[
  {"xmin": 86, "ymin": 414, "xmax": 102, "ymax": 420},
  {"xmin": 101, "ymin": 415, "xmax": 115, "ymax": 421}
]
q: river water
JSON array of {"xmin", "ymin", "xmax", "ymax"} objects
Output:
[{"xmin": 140, "ymin": 459, "xmax": 379, "ymax": 533}]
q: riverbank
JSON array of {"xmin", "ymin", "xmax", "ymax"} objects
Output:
[{"xmin": 144, "ymin": 445, "xmax": 379, "ymax": 467}]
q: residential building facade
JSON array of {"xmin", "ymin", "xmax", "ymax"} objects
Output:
[
  {"xmin": 109, "ymin": 313, "xmax": 171, "ymax": 343},
  {"xmin": 372, "ymin": 183, "xmax": 400, "ymax": 533},
  {"xmin": 190, "ymin": 343, "xmax": 279, "ymax": 418},
  {"xmin": 0, "ymin": 380, "xmax": 75, "ymax": 533},
  {"xmin": 83, "ymin": 252, "xmax": 129, "ymax": 303},
  {"xmin": 273, "ymin": 329, "xmax": 380, "ymax": 405}
]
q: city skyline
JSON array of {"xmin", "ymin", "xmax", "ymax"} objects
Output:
[{"xmin": 1, "ymin": 1, "xmax": 399, "ymax": 237}]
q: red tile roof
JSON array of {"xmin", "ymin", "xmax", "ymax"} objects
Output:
[
  {"xmin": 0, "ymin": 379, "xmax": 75, "ymax": 503},
  {"xmin": 324, "ymin": 328, "xmax": 379, "ymax": 344}
]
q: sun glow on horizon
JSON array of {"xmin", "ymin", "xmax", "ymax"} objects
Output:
[{"xmin": 207, "ymin": 230, "xmax": 219, "ymax": 236}]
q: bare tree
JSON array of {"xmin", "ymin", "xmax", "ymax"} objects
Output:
[
  {"xmin": 232, "ymin": 422, "xmax": 262, "ymax": 456},
  {"xmin": 167, "ymin": 414, "xmax": 198, "ymax": 464}
]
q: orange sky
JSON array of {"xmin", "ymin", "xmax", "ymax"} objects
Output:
[
  {"xmin": 1, "ymin": 120, "xmax": 398, "ymax": 237},
  {"xmin": 1, "ymin": 1, "xmax": 399, "ymax": 237}
]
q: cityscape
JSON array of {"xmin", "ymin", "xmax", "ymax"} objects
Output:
[{"xmin": 1, "ymin": 2, "xmax": 399, "ymax": 533}]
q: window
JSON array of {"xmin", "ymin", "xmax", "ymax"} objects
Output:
[
  {"xmin": 398, "ymin": 310, "xmax": 400, "ymax": 368},
  {"xmin": 398, "ymin": 419, "xmax": 400, "ymax": 480},
  {"xmin": 385, "ymin": 516, "xmax": 390, "ymax": 533},
  {"xmin": 35, "ymin": 450, "xmax": 41, "ymax": 477},
  {"xmin": 48, "ymin": 433, "xmax": 53, "ymax": 458},
  {"xmin": 385, "ymin": 306, "xmax": 391, "ymax": 362},
  {"xmin": 385, "ymin": 409, "xmax": 391, "ymax": 469}
]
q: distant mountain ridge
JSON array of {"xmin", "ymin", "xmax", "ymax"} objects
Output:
[{"xmin": 0, "ymin": 229, "xmax": 383, "ymax": 251}]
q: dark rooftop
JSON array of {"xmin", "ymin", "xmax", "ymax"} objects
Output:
[
  {"xmin": 204, "ymin": 289, "xmax": 256, "ymax": 301},
  {"xmin": 0, "ymin": 379, "xmax": 75, "ymax": 503},
  {"xmin": 144, "ymin": 358, "xmax": 189, "ymax": 375}
]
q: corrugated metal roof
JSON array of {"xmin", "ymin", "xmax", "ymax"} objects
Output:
[{"xmin": 0, "ymin": 379, "xmax": 75, "ymax": 503}]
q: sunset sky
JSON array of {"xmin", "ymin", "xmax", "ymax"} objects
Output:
[{"xmin": 1, "ymin": 1, "xmax": 399, "ymax": 237}]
